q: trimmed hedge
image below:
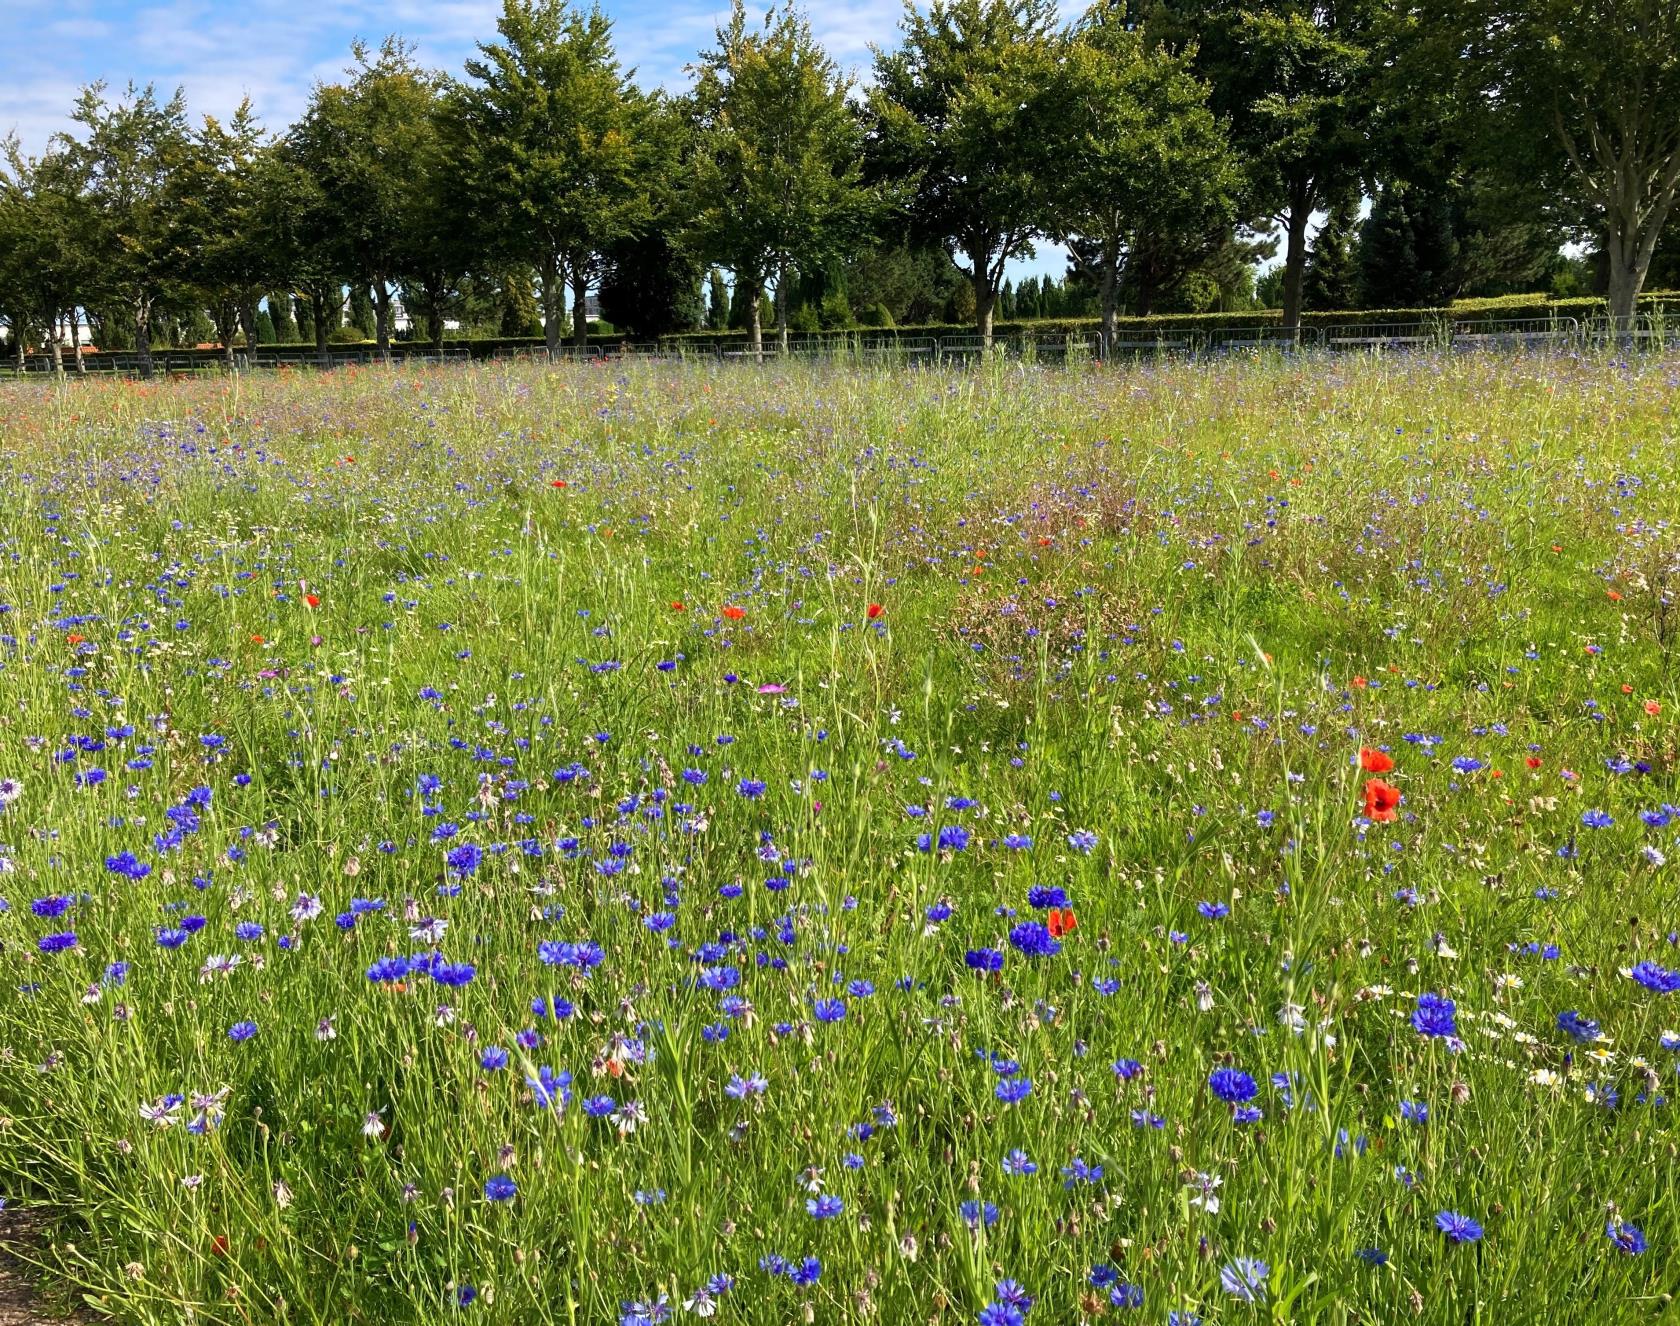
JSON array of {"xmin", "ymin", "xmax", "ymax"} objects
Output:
[
  {"xmin": 41, "ymin": 290, "xmax": 1680, "ymax": 370},
  {"xmin": 659, "ymin": 291, "xmax": 1680, "ymax": 346}
]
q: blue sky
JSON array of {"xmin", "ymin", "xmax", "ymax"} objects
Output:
[{"xmin": 0, "ymin": 0, "xmax": 1075, "ymax": 281}]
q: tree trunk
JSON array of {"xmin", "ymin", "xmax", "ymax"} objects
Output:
[
  {"xmin": 1605, "ymin": 217, "xmax": 1652, "ymax": 336},
  {"xmin": 541, "ymin": 251, "xmax": 562, "ymax": 356},
  {"xmin": 426, "ymin": 278, "xmax": 445, "ymax": 349},
  {"xmin": 1099, "ymin": 240, "xmax": 1119, "ymax": 359},
  {"xmin": 219, "ymin": 300, "xmax": 237, "ymax": 370},
  {"xmin": 306, "ymin": 282, "xmax": 331, "ymax": 357},
  {"xmin": 70, "ymin": 310, "xmax": 86, "ymax": 373},
  {"xmin": 746, "ymin": 277, "xmax": 763, "ymax": 361},
  {"xmin": 1279, "ymin": 191, "xmax": 1312, "ymax": 343},
  {"xmin": 776, "ymin": 259, "xmax": 790, "ymax": 354},
  {"xmin": 135, "ymin": 303, "xmax": 153, "ymax": 378},
  {"xmin": 371, "ymin": 280, "xmax": 392, "ymax": 364},
  {"xmin": 572, "ymin": 265, "xmax": 589, "ymax": 350},
  {"xmin": 240, "ymin": 301, "xmax": 259, "ymax": 352},
  {"xmin": 973, "ymin": 268, "xmax": 995, "ymax": 349},
  {"xmin": 48, "ymin": 322, "xmax": 63, "ymax": 376}
]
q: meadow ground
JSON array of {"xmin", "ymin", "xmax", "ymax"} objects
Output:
[{"xmin": 0, "ymin": 350, "xmax": 1676, "ymax": 1325}]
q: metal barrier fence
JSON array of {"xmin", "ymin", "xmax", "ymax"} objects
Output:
[{"xmin": 1, "ymin": 314, "xmax": 1673, "ymax": 378}]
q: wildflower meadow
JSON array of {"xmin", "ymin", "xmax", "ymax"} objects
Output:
[{"xmin": 0, "ymin": 350, "xmax": 1676, "ymax": 1325}]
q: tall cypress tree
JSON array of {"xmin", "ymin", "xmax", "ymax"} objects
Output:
[{"xmin": 1302, "ymin": 198, "xmax": 1360, "ymax": 310}]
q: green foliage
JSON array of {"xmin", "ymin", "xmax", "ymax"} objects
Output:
[
  {"xmin": 61, "ymin": 81, "xmax": 195, "ymax": 369},
  {"xmin": 287, "ymin": 39, "xmax": 443, "ymax": 356},
  {"xmin": 0, "ymin": 137, "xmax": 94, "ymax": 366},
  {"xmin": 598, "ymin": 231, "xmax": 703, "ymax": 339},
  {"xmin": 1429, "ymin": 0, "xmax": 1680, "ymax": 321},
  {"xmin": 1147, "ymin": 0, "xmax": 1381, "ymax": 328},
  {"xmin": 449, "ymin": 0, "xmax": 662, "ymax": 348},
  {"xmin": 868, "ymin": 0, "xmax": 1062, "ymax": 338},
  {"xmin": 686, "ymin": 2, "xmax": 869, "ymax": 350},
  {"xmin": 1048, "ymin": 3, "xmax": 1241, "ymax": 337},
  {"xmin": 1302, "ymin": 198, "xmax": 1360, "ymax": 310}
]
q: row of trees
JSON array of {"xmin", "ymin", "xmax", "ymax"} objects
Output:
[{"xmin": 3, "ymin": 0, "xmax": 1679, "ymax": 370}]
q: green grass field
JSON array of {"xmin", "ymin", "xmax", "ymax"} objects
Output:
[{"xmin": 0, "ymin": 351, "xmax": 1676, "ymax": 1324}]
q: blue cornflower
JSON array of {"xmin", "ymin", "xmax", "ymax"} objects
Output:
[
  {"xmin": 1196, "ymin": 900, "xmax": 1230, "ymax": 920},
  {"xmin": 1581, "ymin": 809, "xmax": 1614, "ymax": 829},
  {"xmin": 788, "ymin": 1257, "xmax": 821, "ymax": 1287},
  {"xmin": 959, "ymin": 1200, "xmax": 999, "ymax": 1230},
  {"xmin": 1220, "ymin": 1258, "xmax": 1268, "ymax": 1301},
  {"xmin": 446, "ymin": 843, "xmax": 483, "ymax": 876},
  {"xmin": 1067, "ymin": 829, "xmax": 1098, "ymax": 853},
  {"xmin": 1208, "ymin": 1067, "xmax": 1258, "ymax": 1104},
  {"xmin": 1110, "ymin": 1283, "xmax": 1144, "ymax": 1308},
  {"xmin": 993, "ymin": 1280, "xmax": 1034, "ymax": 1309},
  {"xmin": 1557, "ymin": 1009, "xmax": 1602, "ymax": 1043},
  {"xmin": 480, "ymin": 1047, "xmax": 509, "ymax": 1071},
  {"xmin": 1399, "ymin": 1099, "xmax": 1429, "ymax": 1124},
  {"xmin": 813, "ymin": 998, "xmax": 846, "ymax": 1023},
  {"xmin": 1001, "ymin": 1149, "xmax": 1037, "ymax": 1176},
  {"xmin": 1060, "ymin": 1157, "xmax": 1103, "ymax": 1187},
  {"xmin": 1435, "ymin": 1210, "xmax": 1483, "ymax": 1243},
  {"xmin": 806, "ymin": 1194, "xmax": 843, "ymax": 1219},
  {"xmin": 1008, "ymin": 921, "xmax": 1060, "ymax": 958},
  {"xmin": 228, "ymin": 1020, "xmax": 257, "ymax": 1042},
  {"xmin": 965, "ymin": 948, "xmax": 1004, "ymax": 972},
  {"xmin": 367, "ymin": 956, "xmax": 410, "ymax": 983},
  {"xmin": 1411, "ymin": 992, "xmax": 1457, "ymax": 1038},
  {"xmin": 483, "ymin": 1175, "xmax": 517, "ymax": 1203},
  {"xmin": 736, "ymin": 779, "xmax": 766, "ymax": 799},
  {"xmin": 1607, "ymin": 1221, "xmax": 1647, "ymax": 1255},
  {"xmin": 995, "ymin": 1077, "xmax": 1032, "ymax": 1104},
  {"xmin": 1629, "ymin": 961, "xmax": 1680, "ymax": 993},
  {"xmin": 36, "ymin": 932, "xmax": 77, "ymax": 954}
]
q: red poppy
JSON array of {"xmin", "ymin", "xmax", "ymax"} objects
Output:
[
  {"xmin": 304, "ymin": 594, "xmax": 320, "ymax": 609},
  {"xmin": 66, "ymin": 633, "xmax": 84, "ymax": 645},
  {"xmin": 211, "ymin": 1234, "xmax": 229, "ymax": 1257},
  {"xmin": 1645, "ymin": 700, "xmax": 1662, "ymax": 716},
  {"xmin": 1350, "ymin": 675, "xmax": 1368, "ymax": 689},
  {"xmin": 1359, "ymin": 747, "xmax": 1394, "ymax": 774},
  {"xmin": 866, "ymin": 603, "xmax": 884, "ymax": 619},
  {"xmin": 671, "ymin": 601, "xmax": 686, "ymax": 612},
  {"xmin": 250, "ymin": 633, "xmax": 265, "ymax": 645},
  {"xmin": 721, "ymin": 605, "xmax": 745, "ymax": 621},
  {"xmin": 1047, "ymin": 907, "xmax": 1077, "ymax": 939},
  {"xmin": 551, "ymin": 479, "xmax": 567, "ymax": 488},
  {"xmin": 1525, "ymin": 756, "xmax": 1542, "ymax": 769},
  {"xmin": 1363, "ymin": 778, "xmax": 1400, "ymax": 822}
]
